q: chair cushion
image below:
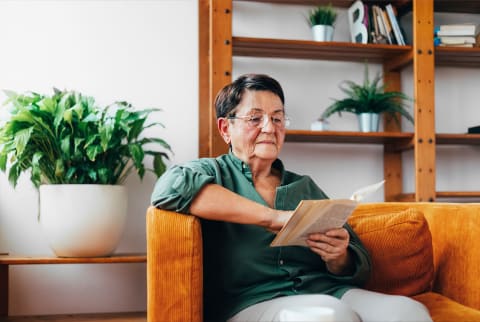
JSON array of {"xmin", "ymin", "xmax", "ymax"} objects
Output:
[
  {"xmin": 413, "ymin": 292, "xmax": 480, "ymax": 322},
  {"xmin": 348, "ymin": 207, "xmax": 434, "ymax": 296}
]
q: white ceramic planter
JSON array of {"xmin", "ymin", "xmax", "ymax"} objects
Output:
[
  {"xmin": 39, "ymin": 184, "xmax": 127, "ymax": 257},
  {"xmin": 312, "ymin": 25, "xmax": 334, "ymax": 42}
]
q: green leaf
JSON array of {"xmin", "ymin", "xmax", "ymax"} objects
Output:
[
  {"xmin": 129, "ymin": 143, "xmax": 144, "ymax": 168},
  {"xmin": 13, "ymin": 127, "xmax": 33, "ymax": 157},
  {"xmin": 86, "ymin": 144, "xmax": 102, "ymax": 161},
  {"xmin": 60, "ymin": 135, "xmax": 71, "ymax": 156},
  {"xmin": 55, "ymin": 159, "xmax": 65, "ymax": 178},
  {"xmin": 100, "ymin": 121, "xmax": 114, "ymax": 152},
  {"xmin": 7, "ymin": 161, "xmax": 20, "ymax": 187},
  {"xmin": 152, "ymin": 153, "xmax": 167, "ymax": 177}
]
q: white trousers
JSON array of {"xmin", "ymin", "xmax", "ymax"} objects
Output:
[{"xmin": 228, "ymin": 288, "xmax": 433, "ymax": 322}]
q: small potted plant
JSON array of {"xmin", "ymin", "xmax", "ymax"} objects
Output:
[
  {"xmin": 320, "ymin": 64, "xmax": 414, "ymax": 132},
  {"xmin": 0, "ymin": 88, "xmax": 172, "ymax": 257},
  {"xmin": 307, "ymin": 3, "xmax": 337, "ymax": 42}
]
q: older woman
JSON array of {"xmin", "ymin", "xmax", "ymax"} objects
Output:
[{"xmin": 151, "ymin": 74, "xmax": 432, "ymax": 322}]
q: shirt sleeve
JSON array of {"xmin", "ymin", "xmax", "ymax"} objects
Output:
[{"xmin": 150, "ymin": 159, "xmax": 218, "ymax": 213}]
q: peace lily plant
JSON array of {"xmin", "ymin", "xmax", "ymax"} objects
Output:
[
  {"xmin": 0, "ymin": 88, "xmax": 171, "ymax": 188},
  {"xmin": 0, "ymin": 88, "xmax": 173, "ymax": 257}
]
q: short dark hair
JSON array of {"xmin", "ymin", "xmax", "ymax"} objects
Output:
[{"xmin": 214, "ymin": 73, "xmax": 285, "ymax": 119}]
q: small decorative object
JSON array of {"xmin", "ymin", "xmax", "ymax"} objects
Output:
[
  {"xmin": 0, "ymin": 89, "xmax": 172, "ymax": 257},
  {"xmin": 320, "ymin": 64, "xmax": 414, "ymax": 132},
  {"xmin": 347, "ymin": 0, "xmax": 368, "ymax": 44},
  {"xmin": 307, "ymin": 3, "xmax": 337, "ymax": 42},
  {"xmin": 310, "ymin": 118, "xmax": 330, "ymax": 131}
]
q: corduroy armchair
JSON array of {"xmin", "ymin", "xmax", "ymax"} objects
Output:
[{"xmin": 146, "ymin": 203, "xmax": 480, "ymax": 322}]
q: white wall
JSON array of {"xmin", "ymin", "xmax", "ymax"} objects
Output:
[
  {"xmin": 0, "ymin": 0, "xmax": 198, "ymax": 316},
  {"xmin": 0, "ymin": 0, "xmax": 478, "ymax": 317}
]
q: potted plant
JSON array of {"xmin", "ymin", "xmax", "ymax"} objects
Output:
[
  {"xmin": 320, "ymin": 64, "xmax": 414, "ymax": 132},
  {"xmin": 307, "ymin": 3, "xmax": 337, "ymax": 42},
  {"xmin": 0, "ymin": 88, "xmax": 172, "ymax": 257}
]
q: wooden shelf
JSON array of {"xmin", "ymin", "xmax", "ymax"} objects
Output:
[
  {"xmin": 436, "ymin": 191, "xmax": 480, "ymax": 199},
  {"xmin": 436, "ymin": 133, "xmax": 480, "ymax": 145},
  {"xmin": 436, "ymin": 47, "xmax": 480, "ymax": 68},
  {"xmin": 396, "ymin": 191, "xmax": 480, "ymax": 202},
  {"xmin": 235, "ymin": 0, "xmax": 411, "ymax": 9},
  {"xmin": 285, "ymin": 132, "xmax": 480, "ymax": 146},
  {"xmin": 233, "ymin": 37, "xmax": 412, "ymax": 70},
  {"xmin": 434, "ymin": 0, "xmax": 480, "ymax": 13},
  {"xmin": 235, "ymin": 0, "xmax": 480, "ymax": 14},
  {"xmin": 233, "ymin": 37, "xmax": 480, "ymax": 69},
  {"xmin": 0, "ymin": 254, "xmax": 146, "ymax": 317},
  {"xmin": 285, "ymin": 129, "xmax": 413, "ymax": 146},
  {"xmin": 0, "ymin": 254, "xmax": 146, "ymax": 265},
  {"xmin": 3, "ymin": 312, "xmax": 146, "ymax": 322}
]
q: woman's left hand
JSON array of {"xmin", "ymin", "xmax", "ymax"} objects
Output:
[{"xmin": 306, "ymin": 228, "xmax": 353, "ymax": 275}]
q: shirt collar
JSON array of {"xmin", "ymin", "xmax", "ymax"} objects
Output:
[{"xmin": 227, "ymin": 150, "xmax": 286, "ymax": 183}]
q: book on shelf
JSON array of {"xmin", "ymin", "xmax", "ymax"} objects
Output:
[
  {"xmin": 436, "ymin": 23, "xmax": 478, "ymax": 37},
  {"xmin": 385, "ymin": 4, "xmax": 405, "ymax": 45},
  {"xmin": 468, "ymin": 125, "xmax": 480, "ymax": 134},
  {"xmin": 373, "ymin": 5, "xmax": 392, "ymax": 44},
  {"xmin": 439, "ymin": 43, "xmax": 475, "ymax": 48},
  {"xmin": 436, "ymin": 33, "xmax": 480, "ymax": 47},
  {"xmin": 270, "ymin": 180, "xmax": 385, "ymax": 247},
  {"xmin": 439, "ymin": 35, "xmax": 477, "ymax": 45}
]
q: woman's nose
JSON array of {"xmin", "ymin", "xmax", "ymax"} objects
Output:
[{"xmin": 261, "ymin": 116, "xmax": 275, "ymax": 132}]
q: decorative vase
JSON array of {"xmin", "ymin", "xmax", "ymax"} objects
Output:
[
  {"xmin": 39, "ymin": 184, "xmax": 128, "ymax": 257},
  {"xmin": 312, "ymin": 25, "xmax": 334, "ymax": 42},
  {"xmin": 357, "ymin": 113, "xmax": 380, "ymax": 132}
]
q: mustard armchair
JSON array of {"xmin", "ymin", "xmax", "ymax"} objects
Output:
[{"xmin": 147, "ymin": 203, "xmax": 480, "ymax": 322}]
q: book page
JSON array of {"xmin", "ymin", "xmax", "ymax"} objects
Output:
[
  {"xmin": 271, "ymin": 199, "xmax": 357, "ymax": 247},
  {"xmin": 271, "ymin": 180, "xmax": 385, "ymax": 247},
  {"xmin": 350, "ymin": 180, "xmax": 385, "ymax": 201}
]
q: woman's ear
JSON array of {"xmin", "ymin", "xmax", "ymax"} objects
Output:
[{"xmin": 217, "ymin": 117, "xmax": 231, "ymax": 144}]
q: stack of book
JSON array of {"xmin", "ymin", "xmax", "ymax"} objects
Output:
[{"xmin": 435, "ymin": 23, "xmax": 479, "ymax": 48}]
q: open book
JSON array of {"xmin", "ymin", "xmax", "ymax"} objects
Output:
[{"xmin": 270, "ymin": 180, "xmax": 385, "ymax": 247}]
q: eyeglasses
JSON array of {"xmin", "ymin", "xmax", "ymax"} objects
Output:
[{"xmin": 227, "ymin": 113, "xmax": 290, "ymax": 129}]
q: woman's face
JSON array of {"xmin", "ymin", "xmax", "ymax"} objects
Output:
[{"xmin": 219, "ymin": 89, "xmax": 287, "ymax": 165}]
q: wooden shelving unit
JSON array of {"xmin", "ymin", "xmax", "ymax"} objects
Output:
[
  {"xmin": 0, "ymin": 254, "xmax": 146, "ymax": 318},
  {"xmin": 199, "ymin": 0, "xmax": 480, "ymax": 202}
]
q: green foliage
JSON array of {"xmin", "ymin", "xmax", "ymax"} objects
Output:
[
  {"xmin": 308, "ymin": 3, "xmax": 337, "ymax": 26},
  {"xmin": 0, "ymin": 88, "xmax": 172, "ymax": 188},
  {"xmin": 321, "ymin": 64, "xmax": 414, "ymax": 125}
]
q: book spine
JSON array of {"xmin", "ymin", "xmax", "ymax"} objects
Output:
[{"xmin": 386, "ymin": 4, "xmax": 405, "ymax": 45}]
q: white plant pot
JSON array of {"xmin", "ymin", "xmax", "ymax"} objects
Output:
[
  {"xmin": 358, "ymin": 113, "xmax": 380, "ymax": 132},
  {"xmin": 312, "ymin": 25, "xmax": 334, "ymax": 42},
  {"xmin": 39, "ymin": 184, "xmax": 128, "ymax": 257}
]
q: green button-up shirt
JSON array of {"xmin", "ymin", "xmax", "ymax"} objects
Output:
[{"xmin": 151, "ymin": 152, "xmax": 371, "ymax": 322}]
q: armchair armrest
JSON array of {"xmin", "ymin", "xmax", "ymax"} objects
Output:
[
  {"xmin": 419, "ymin": 203, "xmax": 480, "ymax": 310},
  {"xmin": 146, "ymin": 206, "xmax": 203, "ymax": 322}
]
